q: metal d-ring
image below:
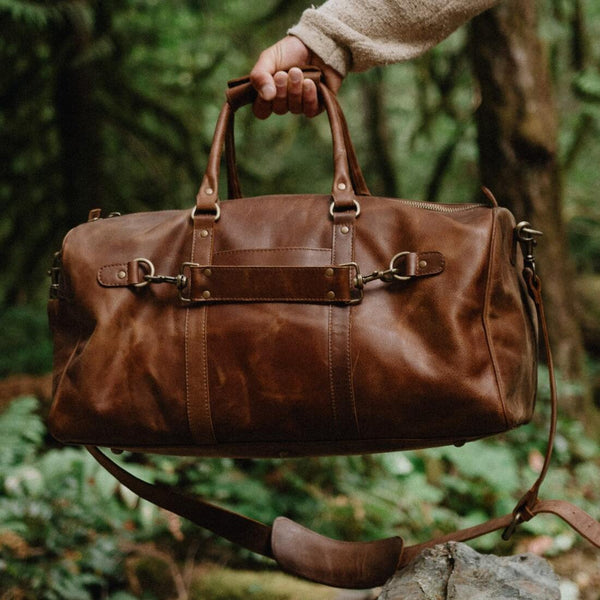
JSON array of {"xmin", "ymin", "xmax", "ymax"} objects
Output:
[
  {"xmin": 389, "ymin": 251, "xmax": 412, "ymax": 281},
  {"xmin": 329, "ymin": 198, "xmax": 361, "ymax": 218},
  {"xmin": 132, "ymin": 257, "xmax": 155, "ymax": 287},
  {"xmin": 190, "ymin": 203, "xmax": 221, "ymax": 222}
]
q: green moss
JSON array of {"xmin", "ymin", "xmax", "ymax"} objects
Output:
[{"xmin": 189, "ymin": 567, "xmax": 340, "ymax": 600}]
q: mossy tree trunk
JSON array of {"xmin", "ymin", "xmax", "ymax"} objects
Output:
[{"xmin": 469, "ymin": 0, "xmax": 587, "ymax": 414}]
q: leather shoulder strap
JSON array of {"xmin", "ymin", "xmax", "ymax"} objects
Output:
[{"xmin": 86, "ymin": 258, "xmax": 600, "ymax": 590}]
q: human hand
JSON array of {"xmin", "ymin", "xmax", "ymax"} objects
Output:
[{"xmin": 250, "ymin": 35, "xmax": 344, "ymax": 119}]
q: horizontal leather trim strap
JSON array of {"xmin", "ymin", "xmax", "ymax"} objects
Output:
[
  {"xmin": 187, "ymin": 265, "xmax": 354, "ymax": 303},
  {"xmin": 96, "ymin": 252, "xmax": 445, "ymax": 301}
]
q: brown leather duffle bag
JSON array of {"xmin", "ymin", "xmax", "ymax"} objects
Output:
[{"xmin": 47, "ymin": 72, "xmax": 600, "ymax": 589}]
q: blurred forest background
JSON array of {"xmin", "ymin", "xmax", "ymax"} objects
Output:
[{"xmin": 1, "ymin": 0, "xmax": 600, "ymax": 598}]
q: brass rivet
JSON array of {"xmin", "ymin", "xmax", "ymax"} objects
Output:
[
  {"xmin": 205, "ymin": 187, "xmax": 213, "ymax": 195},
  {"xmin": 327, "ymin": 290, "xmax": 336, "ymax": 300},
  {"xmin": 337, "ymin": 182, "xmax": 347, "ymax": 191},
  {"xmin": 117, "ymin": 270, "xmax": 126, "ymax": 279},
  {"xmin": 419, "ymin": 260, "xmax": 428, "ymax": 269},
  {"xmin": 203, "ymin": 268, "xmax": 212, "ymax": 277},
  {"xmin": 340, "ymin": 225, "xmax": 350, "ymax": 234},
  {"xmin": 325, "ymin": 267, "xmax": 334, "ymax": 277},
  {"xmin": 200, "ymin": 229, "xmax": 209, "ymax": 238},
  {"xmin": 202, "ymin": 290, "xmax": 211, "ymax": 299}
]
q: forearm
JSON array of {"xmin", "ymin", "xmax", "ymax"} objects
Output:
[{"xmin": 288, "ymin": 0, "xmax": 500, "ymax": 76}]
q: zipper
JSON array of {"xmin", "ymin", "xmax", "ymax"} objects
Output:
[{"xmin": 395, "ymin": 199, "xmax": 487, "ymax": 213}]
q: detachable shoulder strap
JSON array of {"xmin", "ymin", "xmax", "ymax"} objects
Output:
[{"xmin": 87, "ymin": 235, "xmax": 600, "ymax": 590}]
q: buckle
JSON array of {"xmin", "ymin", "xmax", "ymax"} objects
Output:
[
  {"xmin": 516, "ymin": 221, "xmax": 543, "ymax": 273},
  {"xmin": 132, "ymin": 257, "xmax": 155, "ymax": 288},
  {"xmin": 501, "ymin": 511, "xmax": 523, "ymax": 541},
  {"xmin": 177, "ymin": 262, "xmax": 199, "ymax": 302},
  {"xmin": 48, "ymin": 252, "xmax": 62, "ymax": 299},
  {"xmin": 133, "ymin": 260, "xmax": 195, "ymax": 300},
  {"xmin": 342, "ymin": 251, "xmax": 416, "ymax": 304}
]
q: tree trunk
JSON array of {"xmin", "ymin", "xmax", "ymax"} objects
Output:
[
  {"xmin": 469, "ymin": 1, "xmax": 587, "ymax": 413},
  {"xmin": 360, "ymin": 68, "xmax": 399, "ymax": 198},
  {"xmin": 54, "ymin": 5, "xmax": 105, "ymax": 228}
]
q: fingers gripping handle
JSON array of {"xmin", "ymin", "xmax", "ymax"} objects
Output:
[{"xmin": 225, "ymin": 66, "xmax": 323, "ymax": 110}]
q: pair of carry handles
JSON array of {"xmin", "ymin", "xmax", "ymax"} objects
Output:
[
  {"xmin": 88, "ymin": 71, "xmax": 600, "ymax": 590},
  {"xmin": 196, "ymin": 67, "xmax": 369, "ymax": 218}
]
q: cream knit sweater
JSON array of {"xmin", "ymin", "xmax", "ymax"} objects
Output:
[{"xmin": 288, "ymin": 0, "xmax": 499, "ymax": 76}]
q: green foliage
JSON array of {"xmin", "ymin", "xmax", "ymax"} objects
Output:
[
  {"xmin": 0, "ymin": 397, "xmax": 174, "ymax": 599},
  {"xmin": 189, "ymin": 568, "xmax": 338, "ymax": 600},
  {"xmin": 0, "ymin": 306, "xmax": 53, "ymax": 377},
  {"xmin": 2, "ymin": 366, "xmax": 600, "ymax": 596}
]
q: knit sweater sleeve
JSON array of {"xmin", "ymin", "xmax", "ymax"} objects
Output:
[{"xmin": 288, "ymin": 0, "xmax": 499, "ymax": 76}]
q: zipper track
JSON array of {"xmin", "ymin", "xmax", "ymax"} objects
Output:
[{"xmin": 394, "ymin": 199, "xmax": 487, "ymax": 213}]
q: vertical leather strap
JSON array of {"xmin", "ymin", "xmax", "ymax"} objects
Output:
[
  {"xmin": 329, "ymin": 213, "xmax": 360, "ymax": 438},
  {"xmin": 184, "ymin": 215, "xmax": 217, "ymax": 444},
  {"xmin": 499, "ymin": 268, "xmax": 557, "ymax": 535}
]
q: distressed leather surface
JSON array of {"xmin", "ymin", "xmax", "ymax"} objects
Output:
[{"xmin": 48, "ymin": 192, "xmax": 537, "ymax": 454}]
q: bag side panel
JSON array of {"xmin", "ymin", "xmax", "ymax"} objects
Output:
[
  {"xmin": 484, "ymin": 208, "xmax": 538, "ymax": 427},
  {"xmin": 350, "ymin": 202, "xmax": 507, "ymax": 441},
  {"xmin": 48, "ymin": 210, "xmax": 196, "ymax": 446}
]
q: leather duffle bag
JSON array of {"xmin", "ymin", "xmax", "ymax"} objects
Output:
[{"xmin": 47, "ymin": 71, "xmax": 600, "ymax": 589}]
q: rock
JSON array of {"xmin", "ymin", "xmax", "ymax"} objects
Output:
[{"xmin": 378, "ymin": 542, "xmax": 560, "ymax": 600}]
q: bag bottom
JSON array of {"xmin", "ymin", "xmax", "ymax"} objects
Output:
[{"xmin": 88, "ymin": 429, "xmax": 515, "ymax": 459}]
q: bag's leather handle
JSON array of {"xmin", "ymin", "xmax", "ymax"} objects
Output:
[
  {"xmin": 87, "ymin": 259, "xmax": 600, "ymax": 589},
  {"xmin": 195, "ymin": 70, "xmax": 364, "ymax": 216},
  {"xmin": 224, "ymin": 69, "xmax": 371, "ymax": 200}
]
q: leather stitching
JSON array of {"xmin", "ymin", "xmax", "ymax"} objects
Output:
[
  {"xmin": 482, "ymin": 210, "xmax": 510, "ymax": 428},
  {"xmin": 213, "ymin": 247, "xmax": 330, "ymax": 256},
  {"xmin": 184, "ymin": 228, "xmax": 196, "ymax": 440},
  {"xmin": 329, "ymin": 226, "xmax": 339, "ymax": 433},
  {"xmin": 347, "ymin": 222, "xmax": 360, "ymax": 436},
  {"xmin": 97, "ymin": 263, "xmax": 128, "ymax": 287}
]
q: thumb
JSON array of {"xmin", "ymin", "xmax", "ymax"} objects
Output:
[{"xmin": 250, "ymin": 55, "xmax": 278, "ymax": 102}]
